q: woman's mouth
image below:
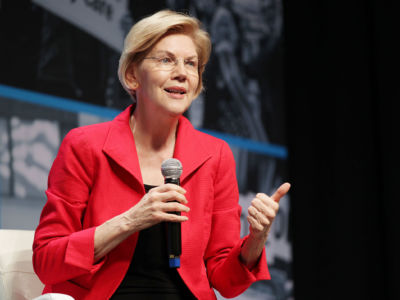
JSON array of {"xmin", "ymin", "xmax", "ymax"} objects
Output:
[{"xmin": 164, "ymin": 87, "xmax": 187, "ymax": 95}]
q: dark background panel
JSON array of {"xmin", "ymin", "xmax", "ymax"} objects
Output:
[{"xmin": 284, "ymin": 0, "xmax": 399, "ymax": 299}]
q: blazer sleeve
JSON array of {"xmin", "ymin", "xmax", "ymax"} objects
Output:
[
  {"xmin": 204, "ymin": 141, "xmax": 270, "ymax": 298},
  {"xmin": 32, "ymin": 128, "xmax": 105, "ymax": 285}
]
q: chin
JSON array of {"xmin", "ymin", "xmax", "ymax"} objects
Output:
[
  {"xmin": 163, "ymin": 100, "xmax": 192, "ymax": 117},
  {"xmin": 165, "ymin": 107, "xmax": 189, "ymax": 118}
]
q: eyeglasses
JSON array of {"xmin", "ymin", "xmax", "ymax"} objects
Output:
[{"xmin": 143, "ymin": 55, "xmax": 199, "ymax": 76}]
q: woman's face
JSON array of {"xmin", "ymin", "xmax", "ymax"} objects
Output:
[{"xmin": 132, "ymin": 33, "xmax": 200, "ymax": 118}]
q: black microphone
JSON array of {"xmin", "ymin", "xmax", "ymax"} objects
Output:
[{"xmin": 161, "ymin": 158, "xmax": 183, "ymax": 268}]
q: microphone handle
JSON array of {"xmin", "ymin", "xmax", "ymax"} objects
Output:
[{"xmin": 165, "ymin": 177, "xmax": 181, "ymax": 268}]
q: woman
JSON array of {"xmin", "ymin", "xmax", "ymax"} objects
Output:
[{"xmin": 33, "ymin": 10, "xmax": 290, "ymax": 300}]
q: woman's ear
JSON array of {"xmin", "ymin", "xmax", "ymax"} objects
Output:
[{"xmin": 125, "ymin": 64, "xmax": 139, "ymax": 91}]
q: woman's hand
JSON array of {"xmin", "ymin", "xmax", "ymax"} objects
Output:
[
  {"xmin": 240, "ymin": 182, "xmax": 291, "ymax": 269},
  {"xmin": 121, "ymin": 183, "xmax": 190, "ymax": 232},
  {"xmin": 94, "ymin": 183, "xmax": 189, "ymax": 261},
  {"xmin": 247, "ymin": 182, "xmax": 291, "ymax": 241}
]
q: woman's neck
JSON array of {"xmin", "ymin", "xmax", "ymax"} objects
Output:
[
  {"xmin": 130, "ymin": 105, "xmax": 179, "ymax": 185},
  {"xmin": 130, "ymin": 107, "xmax": 178, "ymax": 154}
]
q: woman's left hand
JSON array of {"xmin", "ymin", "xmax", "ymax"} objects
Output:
[{"xmin": 247, "ymin": 182, "xmax": 291, "ymax": 241}]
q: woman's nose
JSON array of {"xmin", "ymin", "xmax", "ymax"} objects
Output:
[{"xmin": 172, "ymin": 59, "xmax": 188, "ymax": 79}]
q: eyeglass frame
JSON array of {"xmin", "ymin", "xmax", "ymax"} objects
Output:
[{"xmin": 143, "ymin": 51, "xmax": 201, "ymax": 76}]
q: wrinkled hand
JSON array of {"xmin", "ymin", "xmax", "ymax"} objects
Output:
[
  {"xmin": 123, "ymin": 183, "xmax": 190, "ymax": 233},
  {"xmin": 247, "ymin": 182, "xmax": 291, "ymax": 241}
]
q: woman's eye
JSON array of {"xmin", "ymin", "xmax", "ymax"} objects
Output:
[
  {"xmin": 185, "ymin": 60, "xmax": 197, "ymax": 68},
  {"xmin": 160, "ymin": 57, "xmax": 172, "ymax": 64}
]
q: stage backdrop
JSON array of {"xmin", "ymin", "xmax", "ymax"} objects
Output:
[{"xmin": 0, "ymin": 1, "xmax": 290, "ymax": 299}]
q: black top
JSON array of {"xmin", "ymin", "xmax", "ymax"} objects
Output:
[{"xmin": 111, "ymin": 184, "xmax": 196, "ymax": 300}]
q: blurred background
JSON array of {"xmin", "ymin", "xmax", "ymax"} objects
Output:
[{"xmin": 0, "ymin": 0, "xmax": 398, "ymax": 299}]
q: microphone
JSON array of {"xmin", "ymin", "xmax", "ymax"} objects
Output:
[{"xmin": 161, "ymin": 158, "xmax": 183, "ymax": 268}]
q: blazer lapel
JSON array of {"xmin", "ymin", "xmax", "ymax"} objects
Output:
[
  {"xmin": 174, "ymin": 116, "xmax": 212, "ymax": 183},
  {"xmin": 102, "ymin": 105, "xmax": 144, "ymax": 189}
]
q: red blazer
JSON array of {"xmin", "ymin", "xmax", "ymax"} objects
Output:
[{"xmin": 33, "ymin": 105, "xmax": 270, "ymax": 300}]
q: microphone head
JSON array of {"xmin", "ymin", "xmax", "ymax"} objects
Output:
[{"xmin": 161, "ymin": 158, "xmax": 182, "ymax": 179}]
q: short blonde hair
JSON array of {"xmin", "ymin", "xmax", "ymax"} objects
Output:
[{"xmin": 118, "ymin": 10, "xmax": 211, "ymax": 99}]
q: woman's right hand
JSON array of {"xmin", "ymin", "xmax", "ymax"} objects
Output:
[
  {"xmin": 94, "ymin": 183, "xmax": 189, "ymax": 261},
  {"xmin": 122, "ymin": 183, "xmax": 190, "ymax": 233}
]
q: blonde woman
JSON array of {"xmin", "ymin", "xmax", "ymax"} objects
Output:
[{"xmin": 33, "ymin": 10, "xmax": 290, "ymax": 300}]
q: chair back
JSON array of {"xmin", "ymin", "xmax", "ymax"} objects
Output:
[{"xmin": 0, "ymin": 229, "xmax": 44, "ymax": 300}]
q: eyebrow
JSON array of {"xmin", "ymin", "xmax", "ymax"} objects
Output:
[{"xmin": 151, "ymin": 50, "xmax": 198, "ymax": 60}]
